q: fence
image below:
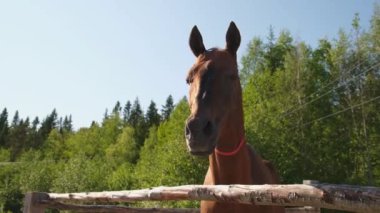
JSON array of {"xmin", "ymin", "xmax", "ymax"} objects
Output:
[{"xmin": 23, "ymin": 180, "xmax": 380, "ymax": 213}]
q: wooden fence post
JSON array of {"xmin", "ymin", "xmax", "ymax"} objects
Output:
[{"xmin": 23, "ymin": 192, "xmax": 48, "ymax": 213}]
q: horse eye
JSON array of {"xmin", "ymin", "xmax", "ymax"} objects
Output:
[{"xmin": 186, "ymin": 77, "xmax": 193, "ymax": 84}]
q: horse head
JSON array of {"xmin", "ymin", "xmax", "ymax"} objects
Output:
[{"xmin": 185, "ymin": 22, "xmax": 242, "ymax": 156}]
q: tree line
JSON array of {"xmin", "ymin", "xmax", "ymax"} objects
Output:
[
  {"xmin": 1, "ymin": 7, "xmax": 380, "ymax": 213},
  {"xmin": 0, "ymin": 96, "xmax": 174, "ymax": 162},
  {"xmin": 240, "ymin": 10, "xmax": 380, "ymax": 187}
]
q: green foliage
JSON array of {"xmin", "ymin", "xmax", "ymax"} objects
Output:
[
  {"xmin": 240, "ymin": 37, "xmax": 265, "ymax": 86},
  {"xmin": 0, "ymin": 162, "xmax": 23, "ymax": 213},
  {"xmin": 19, "ymin": 159, "xmax": 57, "ymax": 192},
  {"xmin": 133, "ymin": 126, "xmax": 159, "ymax": 188},
  {"xmin": 65, "ymin": 123, "xmax": 105, "ymax": 158},
  {"xmin": 42, "ymin": 129, "xmax": 69, "ymax": 161},
  {"xmin": 242, "ymin": 11, "xmax": 380, "ymax": 187},
  {"xmin": 370, "ymin": 4, "xmax": 380, "ymax": 54},
  {"xmin": 107, "ymin": 162, "xmax": 134, "ymax": 190},
  {"xmin": 0, "ymin": 148, "xmax": 10, "ymax": 161},
  {"xmin": 106, "ymin": 126, "xmax": 138, "ymax": 165},
  {"xmin": 52, "ymin": 155, "xmax": 112, "ymax": 192},
  {"xmin": 0, "ymin": 185, "xmax": 23, "ymax": 213}
]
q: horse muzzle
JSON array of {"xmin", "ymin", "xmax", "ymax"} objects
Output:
[{"xmin": 185, "ymin": 116, "xmax": 217, "ymax": 156}]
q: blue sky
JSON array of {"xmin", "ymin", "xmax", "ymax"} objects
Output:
[{"xmin": 0, "ymin": 0, "xmax": 377, "ymax": 129}]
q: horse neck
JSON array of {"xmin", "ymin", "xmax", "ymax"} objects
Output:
[
  {"xmin": 216, "ymin": 106, "xmax": 244, "ymax": 152},
  {"xmin": 208, "ymin": 91, "xmax": 252, "ymax": 184}
]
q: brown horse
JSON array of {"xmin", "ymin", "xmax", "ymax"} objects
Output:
[{"xmin": 185, "ymin": 22, "xmax": 285, "ymax": 213}]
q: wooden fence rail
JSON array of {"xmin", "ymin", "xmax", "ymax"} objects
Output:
[{"xmin": 24, "ymin": 182, "xmax": 380, "ymax": 213}]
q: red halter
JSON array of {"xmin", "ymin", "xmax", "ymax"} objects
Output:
[{"xmin": 215, "ymin": 138, "xmax": 246, "ymax": 156}]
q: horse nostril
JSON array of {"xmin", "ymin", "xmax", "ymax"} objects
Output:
[
  {"xmin": 203, "ymin": 121, "xmax": 213, "ymax": 136},
  {"xmin": 186, "ymin": 118, "xmax": 213, "ymax": 140}
]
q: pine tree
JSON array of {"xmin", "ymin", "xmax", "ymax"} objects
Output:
[
  {"xmin": 123, "ymin": 101, "xmax": 132, "ymax": 124},
  {"xmin": 264, "ymin": 29, "xmax": 294, "ymax": 73},
  {"xmin": 129, "ymin": 98, "xmax": 144, "ymax": 127},
  {"xmin": 161, "ymin": 95, "xmax": 174, "ymax": 121},
  {"xmin": 267, "ymin": 25, "xmax": 275, "ymax": 47},
  {"xmin": 58, "ymin": 117, "xmax": 63, "ymax": 133},
  {"xmin": 11, "ymin": 111, "xmax": 20, "ymax": 127},
  {"xmin": 29, "ymin": 116, "xmax": 40, "ymax": 149},
  {"xmin": 103, "ymin": 108, "xmax": 109, "ymax": 120},
  {"xmin": 145, "ymin": 101, "xmax": 161, "ymax": 128},
  {"xmin": 63, "ymin": 115, "xmax": 73, "ymax": 132},
  {"xmin": 128, "ymin": 98, "xmax": 147, "ymax": 148},
  {"xmin": 9, "ymin": 118, "xmax": 30, "ymax": 161},
  {"xmin": 32, "ymin": 117, "xmax": 39, "ymax": 130},
  {"xmin": 37, "ymin": 109, "xmax": 58, "ymax": 147},
  {"xmin": 112, "ymin": 101, "xmax": 122, "ymax": 116},
  {"xmin": 0, "ymin": 108, "xmax": 9, "ymax": 147}
]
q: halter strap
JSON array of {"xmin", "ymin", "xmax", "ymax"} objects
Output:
[{"xmin": 214, "ymin": 137, "xmax": 245, "ymax": 156}]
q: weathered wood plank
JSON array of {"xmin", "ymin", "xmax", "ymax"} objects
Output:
[{"xmin": 44, "ymin": 184, "xmax": 380, "ymax": 212}]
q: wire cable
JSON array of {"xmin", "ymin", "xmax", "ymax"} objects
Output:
[
  {"xmin": 280, "ymin": 61, "xmax": 380, "ymax": 118},
  {"xmin": 290, "ymin": 95, "xmax": 380, "ymax": 131},
  {"xmin": 278, "ymin": 50, "xmax": 380, "ymax": 115}
]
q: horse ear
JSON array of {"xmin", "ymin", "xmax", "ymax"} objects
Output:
[
  {"xmin": 225, "ymin": 21, "xmax": 241, "ymax": 55},
  {"xmin": 189, "ymin": 25, "xmax": 206, "ymax": 57}
]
